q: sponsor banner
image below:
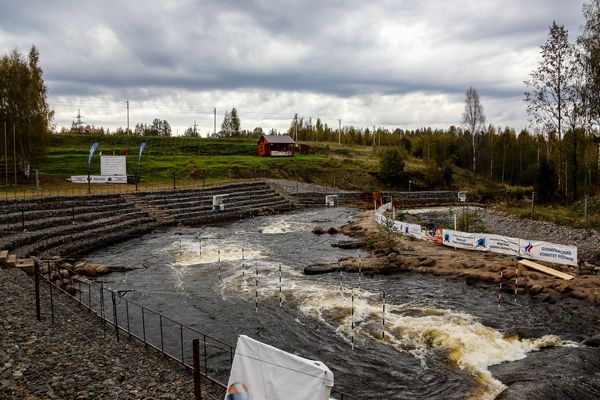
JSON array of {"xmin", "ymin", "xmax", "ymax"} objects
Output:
[
  {"xmin": 271, "ymin": 150, "xmax": 293, "ymax": 156},
  {"xmin": 520, "ymin": 240, "xmax": 578, "ymax": 267},
  {"xmin": 484, "ymin": 234, "xmax": 520, "ymax": 256},
  {"xmin": 442, "ymin": 229, "xmax": 474, "ymax": 250},
  {"xmin": 227, "ymin": 335, "xmax": 333, "ymax": 400},
  {"xmin": 70, "ymin": 175, "xmax": 128, "ymax": 184},
  {"xmin": 403, "ymin": 223, "xmax": 422, "ymax": 239}
]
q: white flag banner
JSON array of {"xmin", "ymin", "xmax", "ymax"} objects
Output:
[
  {"xmin": 405, "ymin": 223, "xmax": 422, "ymax": 239},
  {"xmin": 226, "ymin": 335, "xmax": 334, "ymax": 400},
  {"xmin": 442, "ymin": 229, "xmax": 474, "ymax": 250},
  {"xmin": 484, "ymin": 234, "xmax": 520, "ymax": 257},
  {"xmin": 519, "ymin": 240, "xmax": 578, "ymax": 267}
]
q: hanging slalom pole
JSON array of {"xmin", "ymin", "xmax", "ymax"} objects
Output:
[
  {"xmin": 351, "ymin": 288, "xmax": 355, "ymax": 351},
  {"xmin": 255, "ymin": 265, "xmax": 259, "ymax": 313},
  {"xmin": 381, "ymin": 290, "xmax": 386, "ymax": 340},
  {"xmin": 198, "ymin": 235, "xmax": 202, "ymax": 256},
  {"xmin": 242, "ymin": 247, "xmax": 245, "ymax": 279},
  {"xmin": 498, "ymin": 271, "xmax": 503, "ymax": 305},
  {"xmin": 218, "ymin": 249, "xmax": 221, "ymax": 281},
  {"xmin": 358, "ymin": 253, "xmax": 362, "ymax": 290},
  {"xmin": 279, "ymin": 264, "xmax": 283, "ymax": 307},
  {"xmin": 339, "ymin": 267, "xmax": 343, "ymax": 295},
  {"xmin": 179, "ymin": 236, "xmax": 182, "ymax": 255},
  {"xmin": 514, "ymin": 264, "xmax": 518, "ymax": 303}
]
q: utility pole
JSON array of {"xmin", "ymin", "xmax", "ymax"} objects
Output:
[
  {"xmin": 13, "ymin": 124, "xmax": 16, "ymax": 185},
  {"xmin": 294, "ymin": 113, "xmax": 298, "ymax": 141},
  {"xmin": 338, "ymin": 119, "xmax": 341, "ymax": 144},
  {"xmin": 126, "ymin": 101, "xmax": 129, "ymax": 134},
  {"xmin": 193, "ymin": 121, "xmax": 197, "ymax": 136},
  {"xmin": 213, "ymin": 107, "xmax": 216, "ymax": 136},
  {"xmin": 4, "ymin": 121, "xmax": 7, "ymax": 185},
  {"xmin": 74, "ymin": 109, "xmax": 84, "ymax": 134}
]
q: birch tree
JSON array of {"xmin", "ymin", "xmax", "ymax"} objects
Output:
[{"xmin": 463, "ymin": 87, "xmax": 485, "ymax": 183}]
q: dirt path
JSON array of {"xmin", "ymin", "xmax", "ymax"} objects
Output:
[{"xmin": 336, "ymin": 210, "xmax": 600, "ymax": 306}]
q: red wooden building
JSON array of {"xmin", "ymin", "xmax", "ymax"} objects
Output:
[{"xmin": 257, "ymin": 135, "xmax": 295, "ymax": 157}]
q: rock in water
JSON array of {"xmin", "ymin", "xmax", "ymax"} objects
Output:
[
  {"xmin": 312, "ymin": 225, "xmax": 324, "ymax": 235},
  {"xmin": 304, "ymin": 263, "xmax": 343, "ymax": 275},
  {"xmin": 583, "ymin": 334, "xmax": 600, "ymax": 347}
]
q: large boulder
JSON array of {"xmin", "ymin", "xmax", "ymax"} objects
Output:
[
  {"xmin": 304, "ymin": 263, "xmax": 343, "ymax": 275},
  {"xmin": 312, "ymin": 225, "xmax": 324, "ymax": 235}
]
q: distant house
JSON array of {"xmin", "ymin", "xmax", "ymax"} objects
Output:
[{"xmin": 257, "ymin": 135, "xmax": 295, "ymax": 157}]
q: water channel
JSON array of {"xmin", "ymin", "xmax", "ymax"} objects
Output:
[{"xmin": 84, "ymin": 207, "xmax": 600, "ymax": 399}]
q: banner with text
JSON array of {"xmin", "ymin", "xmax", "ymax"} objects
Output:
[
  {"xmin": 442, "ymin": 229, "xmax": 475, "ymax": 250},
  {"xmin": 519, "ymin": 240, "xmax": 578, "ymax": 266}
]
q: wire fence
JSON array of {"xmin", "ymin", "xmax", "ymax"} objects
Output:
[{"xmin": 34, "ymin": 260, "xmax": 358, "ymax": 400}]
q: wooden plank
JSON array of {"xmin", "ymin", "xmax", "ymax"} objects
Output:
[
  {"xmin": 518, "ymin": 259, "xmax": 574, "ymax": 280},
  {"xmin": 0, "ymin": 250, "xmax": 8, "ymax": 264}
]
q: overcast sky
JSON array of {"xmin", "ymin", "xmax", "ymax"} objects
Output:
[{"xmin": 0, "ymin": 0, "xmax": 585, "ymax": 135}]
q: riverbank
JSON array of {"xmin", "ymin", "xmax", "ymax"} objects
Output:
[
  {"xmin": 336, "ymin": 210, "xmax": 600, "ymax": 307},
  {"xmin": 0, "ymin": 267, "xmax": 223, "ymax": 399}
]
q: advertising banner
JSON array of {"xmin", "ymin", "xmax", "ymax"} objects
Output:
[
  {"xmin": 442, "ymin": 229, "xmax": 474, "ymax": 250},
  {"xmin": 88, "ymin": 142, "xmax": 99, "ymax": 166},
  {"xmin": 484, "ymin": 234, "xmax": 520, "ymax": 256},
  {"xmin": 139, "ymin": 142, "xmax": 146, "ymax": 162},
  {"xmin": 519, "ymin": 240, "xmax": 578, "ymax": 266},
  {"xmin": 226, "ymin": 335, "xmax": 333, "ymax": 400}
]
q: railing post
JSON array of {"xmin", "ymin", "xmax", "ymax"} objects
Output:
[
  {"xmin": 34, "ymin": 261, "xmax": 41, "ymax": 321},
  {"xmin": 125, "ymin": 299, "xmax": 131, "ymax": 337},
  {"xmin": 142, "ymin": 307, "xmax": 147, "ymax": 345},
  {"xmin": 180, "ymin": 324, "xmax": 185, "ymax": 363},
  {"xmin": 48, "ymin": 266, "xmax": 54, "ymax": 325},
  {"xmin": 111, "ymin": 291, "xmax": 119, "ymax": 342},
  {"xmin": 203, "ymin": 334, "xmax": 208, "ymax": 373},
  {"xmin": 159, "ymin": 314, "xmax": 164, "ymax": 352},
  {"xmin": 193, "ymin": 339, "xmax": 203, "ymax": 400}
]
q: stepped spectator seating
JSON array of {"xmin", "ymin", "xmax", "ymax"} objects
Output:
[{"xmin": 0, "ymin": 181, "xmax": 291, "ymax": 258}]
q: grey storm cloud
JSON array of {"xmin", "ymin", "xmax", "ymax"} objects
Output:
[{"xmin": 0, "ymin": 0, "xmax": 586, "ymax": 131}]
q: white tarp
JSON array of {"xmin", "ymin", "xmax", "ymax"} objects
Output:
[
  {"xmin": 226, "ymin": 335, "xmax": 334, "ymax": 400},
  {"xmin": 442, "ymin": 229, "xmax": 474, "ymax": 250},
  {"xmin": 519, "ymin": 240, "xmax": 578, "ymax": 267},
  {"xmin": 484, "ymin": 234, "xmax": 520, "ymax": 256}
]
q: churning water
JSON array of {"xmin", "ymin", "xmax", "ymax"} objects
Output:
[{"xmin": 85, "ymin": 208, "xmax": 600, "ymax": 399}]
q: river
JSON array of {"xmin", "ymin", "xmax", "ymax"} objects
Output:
[{"xmin": 84, "ymin": 207, "xmax": 600, "ymax": 399}]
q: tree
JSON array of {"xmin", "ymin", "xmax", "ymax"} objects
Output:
[
  {"xmin": 220, "ymin": 108, "xmax": 241, "ymax": 137},
  {"xmin": 0, "ymin": 46, "xmax": 53, "ymax": 171},
  {"xmin": 378, "ymin": 147, "xmax": 405, "ymax": 185},
  {"xmin": 463, "ymin": 87, "xmax": 486, "ymax": 183},
  {"xmin": 535, "ymin": 158, "xmax": 558, "ymax": 202},
  {"xmin": 525, "ymin": 22, "xmax": 577, "ymax": 195}
]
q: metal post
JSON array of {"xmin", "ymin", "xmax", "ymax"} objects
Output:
[
  {"xmin": 498, "ymin": 271, "xmax": 503, "ymax": 304},
  {"xmin": 203, "ymin": 335, "xmax": 208, "ymax": 373},
  {"xmin": 111, "ymin": 291, "xmax": 119, "ymax": 342},
  {"xmin": 531, "ymin": 191, "xmax": 535, "ymax": 217},
  {"xmin": 34, "ymin": 261, "xmax": 41, "ymax": 321},
  {"xmin": 142, "ymin": 307, "xmax": 146, "ymax": 345},
  {"xmin": 159, "ymin": 314, "xmax": 164, "ymax": 352},
  {"xmin": 193, "ymin": 339, "xmax": 203, "ymax": 400},
  {"xmin": 125, "ymin": 299, "xmax": 131, "ymax": 337},
  {"xmin": 180, "ymin": 324, "xmax": 185, "ymax": 363},
  {"xmin": 584, "ymin": 195, "xmax": 589, "ymax": 223},
  {"xmin": 218, "ymin": 249, "xmax": 221, "ymax": 281},
  {"xmin": 173, "ymin": 171, "xmax": 176, "ymax": 190},
  {"xmin": 100, "ymin": 283, "xmax": 105, "ymax": 335},
  {"xmin": 49, "ymin": 271, "xmax": 54, "ymax": 325}
]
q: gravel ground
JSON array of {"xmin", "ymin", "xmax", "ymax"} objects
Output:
[
  {"xmin": 481, "ymin": 210, "xmax": 600, "ymax": 263},
  {"xmin": 268, "ymin": 178, "xmax": 349, "ymax": 194},
  {"xmin": 0, "ymin": 268, "xmax": 224, "ymax": 400}
]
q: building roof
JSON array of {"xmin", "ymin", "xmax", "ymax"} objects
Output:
[{"xmin": 260, "ymin": 135, "xmax": 295, "ymax": 144}]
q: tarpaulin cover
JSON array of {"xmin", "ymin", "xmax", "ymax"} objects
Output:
[{"xmin": 225, "ymin": 335, "xmax": 334, "ymax": 400}]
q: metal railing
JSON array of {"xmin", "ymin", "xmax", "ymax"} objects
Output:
[{"xmin": 35, "ymin": 260, "xmax": 358, "ymax": 400}]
